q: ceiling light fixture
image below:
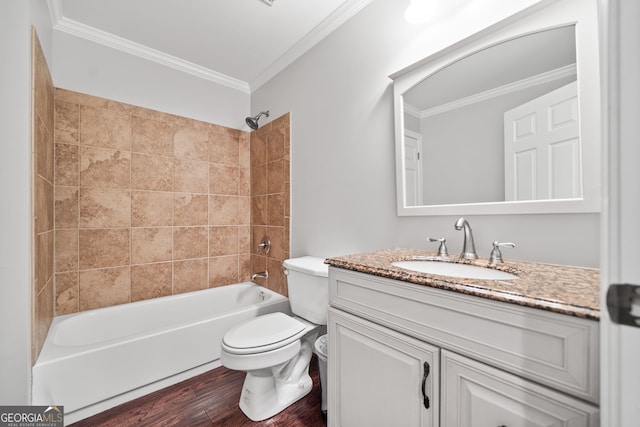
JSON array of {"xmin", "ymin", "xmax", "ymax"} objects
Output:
[
  {"xmin": 404, "ymin": 0, "xmax": 439, "ymax": 24},
  {"xmin": 261, "ymin": 0, "xmax": 275, "ymax": 5}
]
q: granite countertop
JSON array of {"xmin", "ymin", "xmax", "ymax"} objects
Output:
[{"xmin": 325, "ymin": 248, "xmax": 600, "ymax": 320}]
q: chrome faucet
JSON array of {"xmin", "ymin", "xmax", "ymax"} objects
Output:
[
  {"xmin": 454, "ymin": 217, "xmax": 478, "ymax": 260},
  {"xmin": 251, "ymin": 271, "xmax": 268, "ymax": 280}
]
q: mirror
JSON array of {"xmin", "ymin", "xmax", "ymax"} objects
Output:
[
  {"xmin": 391, "ymin": 0, "xmax": 600, "ymax": 216},
  {"xmin": 404, "ymin": 27, "xmax": 577, "ymax": 206}
]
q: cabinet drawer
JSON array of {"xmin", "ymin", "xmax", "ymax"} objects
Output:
[
  {"xmin": 441, "ymin": 350, "xmax": 598, "ymax": 426},
  {"xmin": 329, "ymin": 268, "xmax": 599, "ymax": 403}
]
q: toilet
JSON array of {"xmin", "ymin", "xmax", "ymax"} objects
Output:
[{"xmin": 220, "ymin": 256, "xmax": 329, "ymax": 421}]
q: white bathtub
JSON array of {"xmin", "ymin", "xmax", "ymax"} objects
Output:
[{"xmin": 32, "ymin": 283, "xmax": 289, "ymax": 423}]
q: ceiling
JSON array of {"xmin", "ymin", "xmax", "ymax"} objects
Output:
[
  {"xmin": 403, "ymin": 25, "xmax": 577, "ymax": 113},
  {"xmin": 48, "ymin": 0, "xmax": 373, "ymax": 93}
]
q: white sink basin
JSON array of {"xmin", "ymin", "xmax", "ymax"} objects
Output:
[{"xmin": 392, "ymin": 260, "xmax": 517, "ymax": 280}]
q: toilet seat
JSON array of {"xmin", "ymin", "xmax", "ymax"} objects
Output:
[
  {"xmin": 222, "ymin": 312, "xmax": 307, "ymax": 355},
  {"xmin": 221, "ymin": 339, "xmax": 302, "ymax": 371},
  {"xmin": 220, "ymin": 313, "xmax": 317, "ymax": 371}
]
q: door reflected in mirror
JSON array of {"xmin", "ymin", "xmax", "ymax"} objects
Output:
[{"xmin": 402, "ymin": 26, "xmax": 577, "ymax": 207}]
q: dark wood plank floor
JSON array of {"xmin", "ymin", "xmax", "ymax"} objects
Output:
[{"xmin": 70, "ymin": 356, "xmax": 326, "ymax": 427}]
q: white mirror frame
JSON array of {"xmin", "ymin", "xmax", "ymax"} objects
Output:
[{"xmin": 390, "ymin": 0, "xmax": 601, "ymax": 216}]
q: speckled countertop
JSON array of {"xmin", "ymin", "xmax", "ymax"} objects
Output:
[{"xmin": 326, "ymin": 248, "xmax": 600, "ymax": 320}]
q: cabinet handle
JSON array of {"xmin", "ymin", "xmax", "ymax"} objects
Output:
[{"xmin": 421, "ymin": 361, "xmax": 430, "ymax": 409}]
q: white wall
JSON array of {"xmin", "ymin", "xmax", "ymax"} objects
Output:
[
  {"xmin": 52, "ymin": 31, "xmax": 251, "ymax": 130},
  {"xmin": 0, "ymin": 0, "xmax": 52, "ymax": 404},
  {"xmin": 252, "ymin": 0, "xmax": 600, "ymax": 267}
]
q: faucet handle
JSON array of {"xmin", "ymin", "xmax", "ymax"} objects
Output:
[
  {"xmin": 427, "ymin": 237, "xmax": 449, "ymax": 258},
  {"xmin": 489, "ymin": 241, "xmax": 515, "ymax": 265},
  {"xmin": 256, "ymin": 236, "xmax": 271, "ymax": 254}
]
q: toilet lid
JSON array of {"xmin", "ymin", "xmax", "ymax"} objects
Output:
[{"xmin": 223, "ymin": 312, "xmax": 306, "ymax": 350}]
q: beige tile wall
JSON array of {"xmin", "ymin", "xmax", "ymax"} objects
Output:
[
  {"xmin": 32, "ymin": 28, "xmax": 55, "ymax": 361},
  {"xmin": 53, "ymin": 89, "xmax": 266, "ymax": 314},
  {"xmin": 250, "ymin": 113, "xmax": 291, "ymax": 296}
]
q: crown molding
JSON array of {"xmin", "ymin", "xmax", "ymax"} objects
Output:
[
  {"xmin": 416, "ymin": 63, "xmax": 577, "ymax": 118},
  {"xmin": 47, "ymin": 0, "xmax": 372, "ymax": 95},
  {"xmin": 403, "ymin": 103, "xmax": 421, "ymax": 119},
  {"xmin": 46, "ymin": 0, "xmax": 250, "ymax": 94},
  {"xmin": 47, "ymin": 0, "xmax": 64, "ymax": 26},
  {"xmin": 249, "ymin": 0, "xmax": 374, "ymax": 91}
]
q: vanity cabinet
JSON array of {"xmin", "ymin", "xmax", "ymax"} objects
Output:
[
  {"xmin": 441, "ymin": 350, "xmax": 597, "ymax": 426},
  {"xmin": 327, "ymin": 267, "xmax": 599, "ymax": 427},
  {"xmin": 329, "ymin": 308, "xmax": 439, "ymax": 427}
]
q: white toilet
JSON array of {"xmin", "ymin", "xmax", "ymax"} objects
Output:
[{"xmin": 220, "ymin": 256, "xmax": 329, "ymax": 421}]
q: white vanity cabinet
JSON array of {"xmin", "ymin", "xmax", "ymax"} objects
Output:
[
  {"xmin": 329, "ymin": 307, "xmax": 440, "ymax": 427},
  {"xmin": 441, "ymin": 350, "xmax": 597, "ymax": 426},
  {"xmin": 327, "ymin": 267, "xmax": 600, "ymax": 427}
]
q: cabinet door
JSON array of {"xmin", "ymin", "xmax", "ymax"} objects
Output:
[
  {"xmin": 328, "ymin": 308, "xmax": 439, "ymax": 427},
  {"xmin": 441, "ymin": 350, "xmax": 599, "ymax": 427}
]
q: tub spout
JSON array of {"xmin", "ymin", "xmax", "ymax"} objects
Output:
[{"xmin": 251, "ymin": 271, "xmax": 268, "ymax": 280}]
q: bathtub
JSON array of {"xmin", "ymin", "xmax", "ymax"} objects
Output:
[{"xmin": 32, "ymin": 283, "xmax": 289, "ymax": 424}]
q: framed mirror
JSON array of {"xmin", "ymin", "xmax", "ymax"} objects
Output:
[{"xmin": 390, "ymin": 0, "xmax": 600, "ymax": 216}]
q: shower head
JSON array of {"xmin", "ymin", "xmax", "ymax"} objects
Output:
[{"xmin": 245, "ymin": 111, "xmax": 270, "ymax": 130}]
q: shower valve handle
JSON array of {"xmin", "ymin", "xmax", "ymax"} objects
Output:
[{"xmin": 256, "ymin": 236, "xmax": 271, "ymax": 254}]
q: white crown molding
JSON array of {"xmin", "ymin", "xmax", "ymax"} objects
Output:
[
  {"xmin": 47, "ymin": 0, "xmax": 64, "ymax": 26},
  {"xmin": 47, "ymin": 0, "xmax": 250, "ymax": 94},
  {"xmin": 403, "ymin": 103, "xmax": 421, "ymax": 119},
  {"xmin": 418, "ymin": 63, "xmax": 577, "ymax": 118},
  {"xmin": 47, "ymin": 0, "xmax": 372, "ymax": 95},
  {"xmin": 249, "ymin": 0, "xmax": 374, "ymax": 91}
]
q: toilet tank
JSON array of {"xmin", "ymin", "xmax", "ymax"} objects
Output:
[{"xmin": 283, "ymin": 256, "xmax": 329, "ymax": 325}]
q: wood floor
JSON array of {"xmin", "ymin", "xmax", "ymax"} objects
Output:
[{"xmin": 70, "ymin": 356, "xmax": 326, "ymax": 427}]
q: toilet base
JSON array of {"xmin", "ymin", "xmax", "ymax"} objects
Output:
[{"xmin": 238, "ymin": 340, "xmax": 314, "ymax": 421}]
